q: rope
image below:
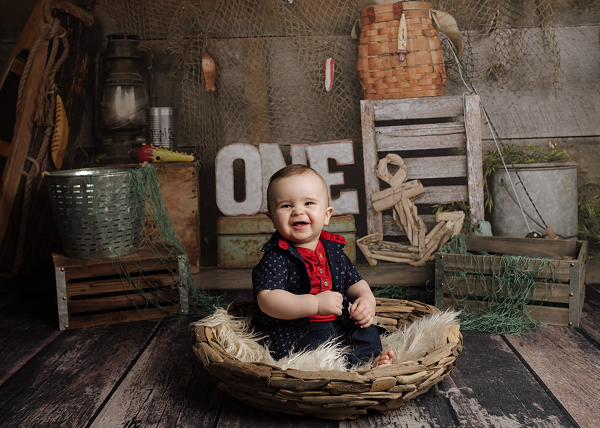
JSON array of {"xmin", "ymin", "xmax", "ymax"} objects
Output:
[
  {"xmin": 1, "ymin": 0, "xmax": 70, "ymax": 278},
  {"xmin": 441, "ymin": 33, "xmax": 548, "ymax": 234}
]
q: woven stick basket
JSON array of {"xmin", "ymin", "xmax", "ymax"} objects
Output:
[
  {"xmin": 358, "ymin": 1, "xmax": 446, "ymax": 100},
  {"xmin": 192, "ymin": 299, "xmax": 463, "ymax": 420}
]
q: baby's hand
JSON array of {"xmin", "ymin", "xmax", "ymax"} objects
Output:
[
  {"xmin": 349, "ymin": 296, "xmax": 376, "ymax": 328},
  {"xmin": 315, "ymin": 291, "xmax": 343, "ymax": 316}
]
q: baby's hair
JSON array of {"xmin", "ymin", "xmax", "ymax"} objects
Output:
[{"xmin": 267, "ymin": 164, "xmax": 329, "ymax": 213}]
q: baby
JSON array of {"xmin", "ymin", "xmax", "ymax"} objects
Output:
[{"xmin": 251, "ymin": 164, "xmax": 394, "ymax": 368}]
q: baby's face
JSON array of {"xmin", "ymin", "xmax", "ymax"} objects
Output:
[{"xmin": 267, "ymin": 172, "xmax": 333, "ymax": 250}]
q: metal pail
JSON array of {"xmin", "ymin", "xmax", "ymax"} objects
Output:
[
  {"xmin": 46, "ymin": 167, "xmax": 145, "ymax": 259},
  {"xmin": 490, "ymin": 163, "xmax": 578, "ymax": 239}
]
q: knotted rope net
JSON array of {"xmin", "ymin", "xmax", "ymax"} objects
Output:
[
  {"xmin": 90, "ymin": 163, "xmax": 223, "ymax": 317},
  {"xmin": 97, "ymin": 0, "xmax": 560, "ymax": 166},
  {"xmin": 439, "ymin": 235, "xmax": 559, "ymax": 335}
]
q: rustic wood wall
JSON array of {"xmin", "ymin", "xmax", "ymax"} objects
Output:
[{"xmin": 1, "ymin": 0, "xmax": 599, "ymax": 267}]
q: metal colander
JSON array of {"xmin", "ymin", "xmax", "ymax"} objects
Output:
[{"xmin": 46, "ymin": 167, "xmax": 145, "ymax": 259}]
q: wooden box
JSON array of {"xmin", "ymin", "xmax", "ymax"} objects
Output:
[
  {"xmin": 53, "ymin": 247, "xmax": 190, "ymax": 330},
  {"xmin": 115, "ymin": 162, "xmax": 201, "ymax": 273},
  {"xmin": 435, "ymin": 236, "xmax": 587, "ymax": 327},
  {"xmin": 217, "ymin": 214, "xmax": 357, "ymax": 268},
  {"xmin": 361, "ymin": 95, "xmax": 484, "ymax": 241}
]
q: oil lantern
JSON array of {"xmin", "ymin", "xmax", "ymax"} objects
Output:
[{"xmin": 94, "ymin": 34, "xmax": 156, "ymax": 162}]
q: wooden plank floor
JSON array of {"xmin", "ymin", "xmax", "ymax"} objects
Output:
[{"xmin": 1, "ymin": 280, "xmax": 599, "ymax": 427}]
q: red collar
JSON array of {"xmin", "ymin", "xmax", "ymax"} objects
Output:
[{"xmin": 277, "ymin": 230, "xmax": 345, "ymax": 250}]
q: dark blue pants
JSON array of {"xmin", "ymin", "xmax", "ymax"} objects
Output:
[{"xmin": 295, "ymin": 320, "xmax": 383, "ymax": 367}]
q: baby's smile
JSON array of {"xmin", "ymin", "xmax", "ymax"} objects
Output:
[{"xmin": 292, "ymin": 221, "xmax": 309, "ymax": 229}]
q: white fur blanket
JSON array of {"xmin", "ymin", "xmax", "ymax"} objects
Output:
[{"xmin": 193, "ymin": 308, "xmax": 460, "ymax": 372}]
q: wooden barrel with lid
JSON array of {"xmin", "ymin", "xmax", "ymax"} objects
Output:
[{"xmin": 358, "ymin": 1, "xmax": 446, "ymax": 100}]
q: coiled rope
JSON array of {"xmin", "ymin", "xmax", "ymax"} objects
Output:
[{"xmin": 1, "ymin": 0, "xmax": 69, "ymax": 278}]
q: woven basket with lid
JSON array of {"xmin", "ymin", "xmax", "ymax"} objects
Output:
[
  {"xmin": 192, "ymin": 299, "xmax": 462, "ymax": 420},
  {"xmin": 358, "ymin": 1, "xmax": 446, "ymax": 100}
]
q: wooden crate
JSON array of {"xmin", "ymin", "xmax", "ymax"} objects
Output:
[
  {"xmin": 361, "ymin": 95, "xmax": 484, "ymax": 240},
  {"xmin": 150, "ymin": 162, "xmax": 200, "ymax": 273},
  {"xmin": 115, "ymin": 162, "xmax": 201, "ymax": 273},
  {"xmin": 53, "ymin": 247, "xmax": 191, "ymax": 330},
  {"xmin": 435, "ymin": 236, "xmax": 587, "ymax": 327}
]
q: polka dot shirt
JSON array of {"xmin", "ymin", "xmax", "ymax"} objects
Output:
[{"xmin": 251, "ymin": 230, "xmax": 363, "ymax": 360}]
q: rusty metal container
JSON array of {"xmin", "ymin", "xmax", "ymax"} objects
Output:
[{"xmin": 217, "ymin": 214, "xmax": 357, "ymax": 268}]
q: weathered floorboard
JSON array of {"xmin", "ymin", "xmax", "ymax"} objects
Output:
[
  {"xmin": 439, "ymin": 331, "xmax": 576, "ymax": 427},
  {"xmin": 341, "ymin": 385, "xmax": 458, "ymax": 428},
  {"xmin": 0, "ymin": 320, "xmax": 160, "ymax": 427},
  {"xmin": 89, "ymin": 317, "xmax": 222, "ymax": 428},
  {"xmin": 506, "ymin": 326, "xmax": 600, "ymax": 428},
  {"xmin": 216, "ymin": 394, "xmax": 337, "ymax": 428},
  {"xmin": 0, "ymin": 295, "xmax": 60, "ymax": 386}
]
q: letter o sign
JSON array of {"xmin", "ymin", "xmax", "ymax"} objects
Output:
[{"xmin": 215, "ymin": 143, "xmax": 262, "ymax": 216}]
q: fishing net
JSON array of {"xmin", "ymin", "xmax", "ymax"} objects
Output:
[
  {"xmin": 96, "ymin": 0, "xmax": 561, "ymax": 169},
  {"xmin": 436, "ymin": 0, "xmax": 561, "ymax": 89},
  {"xmin": 90, "ymin": 163, "xmax": 223, "ymax": 317},
  {"xmin": 439, "ymin": 235, "xmax": 559, "ymax": 335}
]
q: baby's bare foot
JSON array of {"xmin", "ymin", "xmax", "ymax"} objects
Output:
[{"xmin": 373, "ymin": 350, "xmax": 395, "ymax": 367}]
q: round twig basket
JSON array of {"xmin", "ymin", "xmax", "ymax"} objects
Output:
[{"xmin": 192, "ymin": 299, "xmax": 463, "ymax": 420}]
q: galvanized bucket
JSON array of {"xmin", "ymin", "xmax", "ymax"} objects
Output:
[
  {"xmin": 46, "ymin": 167, "xmax": 145, "ymax": 259},
  {"xmin": 490, "ymin": 163, "xmax": 578, "ymax": 239}
]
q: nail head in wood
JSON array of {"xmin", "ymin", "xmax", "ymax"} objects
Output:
[
  {"xmin": 63, "ymin": 296, "xmax": 66, "ymax": 300},
  {"xmin": 60, "ymin": 267, "xmax": 65, "ymax": 271},
  {"xmin": 569, "ymin": 292, "xmax": 574, "ymax": 296},
  {"xmin": 570, "ymin": 262, "xmax": 575, "ymax": 267}
]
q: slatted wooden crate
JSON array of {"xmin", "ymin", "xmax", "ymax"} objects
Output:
[
  {"xmin": 434, "ymin": 236, "xmax": 587, "ymax": 327},
  {"xmin": 53, "ymin": 247, "xmax": 190, "ymax": 330},
  {"xmin": 361, "ymin": 95, "xmax": 484, "ymax": 240}
]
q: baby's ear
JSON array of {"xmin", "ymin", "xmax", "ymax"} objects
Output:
[{"xmin": 323, "ymin": 206, "xmax": 334, "ymax": 225}]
